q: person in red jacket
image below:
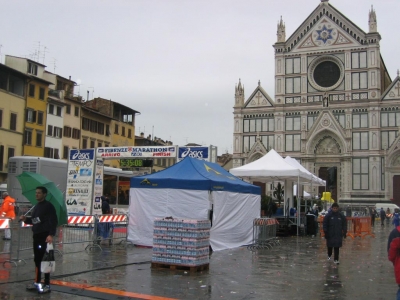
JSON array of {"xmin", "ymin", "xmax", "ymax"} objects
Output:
[
  {"xmin": 0, "ymin": 192, "xmax": 16, "ymax": 240},
  {"xmin": 388, "ymin": 225, "xmax": 400, "ymax": 300}
]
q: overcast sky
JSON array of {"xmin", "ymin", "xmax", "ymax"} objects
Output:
[{"xmin": 1, "ymin": 0, "xmax": 399, "ymax": 155}]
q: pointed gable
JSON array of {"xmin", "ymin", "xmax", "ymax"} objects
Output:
[
  {"xmin": 382, "ymin": 76, "xmax": 400, "ymax": 100},
  {"xmin": 244, "ymin": 83, "xmax": 274, "ymax": 108},
  {"xmin": 286, "ymin": 1, "xmax": 368, "ymax": 53}
]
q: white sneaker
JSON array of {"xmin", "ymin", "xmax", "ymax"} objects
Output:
[
  {"xmin": 327, "ymin": 256, "xmax": 331, "ymax": 261},
  {"xmin": 334, "ymin": 260, "xmax": 340, "ymax": 264}
]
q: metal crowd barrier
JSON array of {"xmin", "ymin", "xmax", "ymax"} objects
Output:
[
  {"xmin": 92, "ymin": 214, "xmax": 133, "ymax": 252},
  {"xmin": 247, "ymin": 218, "xmax": 280, "ymax": 250},
  {"xmin": 1, "ymin": 213, "xmax": 132, "ymax": 268}
]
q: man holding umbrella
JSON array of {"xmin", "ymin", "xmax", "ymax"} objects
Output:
[{"xmin": 20, "ymin": 186, "xmax": 57, "ymax": 294}]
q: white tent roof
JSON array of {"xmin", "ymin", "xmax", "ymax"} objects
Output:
[
  {"xmin": 230, "ymin": 149, "xmax": 311, "ymax": 183},
  {"xmin": 284, "ymin": 156, "xmax": 326, "ymax": 186}
]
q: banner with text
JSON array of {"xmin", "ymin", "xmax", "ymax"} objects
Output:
[
  {"xmin": 66, "ymin": 149, "xmax": 95, "ymax": 215},
  {"xmin": 93, "ymin": 158, "xmax": 104, "ymax": 215},
  {"xmin": 96, "ymin": 146, "xmax": 177, "ymax": 158},
  {"xmin": 177, "ymin": 146, "xmax": 210, "ymax": 162}
]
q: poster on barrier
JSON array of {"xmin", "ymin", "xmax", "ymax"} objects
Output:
[
  {"xmin": 93, "ymin": 158, "xmax": 104, "ymax": 216},
  {"xmin": 66, "ymin": 149, "xmax": 95, "ymax": 215}
]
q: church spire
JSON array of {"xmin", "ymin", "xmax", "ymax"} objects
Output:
[
  {"xmin": 277, "ymin": 16, "xmax": 286, "ymax": 43},
  {"xmin": 369, "ymin": 5, "xmax": 377, "ymax": 33},
  {"xmin": 235, "ymin": 79, "xmax": 245, "ymax": 107}
]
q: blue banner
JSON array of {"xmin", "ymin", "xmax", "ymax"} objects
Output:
[
  {"xmin": 69, "ymin": 149, "xmax": 95, "ymax": 161},
  {"xmin": 178, "ymin": 147, "xmax": 209, "ymax": 160}
]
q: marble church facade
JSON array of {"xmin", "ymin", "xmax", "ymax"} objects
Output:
[{"xmin": 232, "ymin": 0, "xmax": 400, "ymax": 205}]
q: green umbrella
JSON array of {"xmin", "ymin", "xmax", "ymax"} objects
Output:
[{"xmin": 16, "ymin": 171, "xmax": 68, "ymax": 226}]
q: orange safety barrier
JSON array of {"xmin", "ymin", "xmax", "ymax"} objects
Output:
[{"xmin": 318, "ymin": 216, "xmax": 374, "ymax": 239}]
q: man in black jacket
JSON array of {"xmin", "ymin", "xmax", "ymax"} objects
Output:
[
  {"xmin": 20, "ymin": 186, "xmax": 57, "ymax": 294},
  {"xmin": 323, "ymin": 202, "xmax": 347, "ymax": 265}
]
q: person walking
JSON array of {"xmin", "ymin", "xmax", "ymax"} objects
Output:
[
  {"xmin": 0, "ymin": 192, "xmax": 16, "ymax": 240},
  {"xmin": 20, "ymin": 186, "xmax": 57, "ymax": 294},
  {"xmin": 370, "ymin": 207, "xmax": 376, "ymax": 227},
  {"xmin": 393, "ymin": 209, "xmax": 400, "ymax": 228},
  {"xmin": 323, "ymin": 202, "xmax": 347, "ymax": 265},
  {"xmin": 380, "ymin": 208, "xmax": 386, "ymax": 226},
  {"xmin": 388, "ymin": 223, "xmax": 400, "ymax": 300}
]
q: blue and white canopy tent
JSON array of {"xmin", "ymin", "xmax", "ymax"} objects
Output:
[{"xmin": 129, "ymin": 157, "xmax": 261, "ymax": 251}]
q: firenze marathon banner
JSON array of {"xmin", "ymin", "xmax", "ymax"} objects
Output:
[
  {"xmin": 96, "ymin": 146, "xmax": 177, "ymax": 158},
  {"xmin": 177, "ymin": 147, "xmax": 209, "ymax": 162},
  {"xmin": 66, "ymin": 149, "xmax": 95, "ymax": 215}
]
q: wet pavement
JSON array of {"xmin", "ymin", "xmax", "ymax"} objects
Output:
[{"xmin": 0, "ymin": 223, "xmax": 396, "ymax": 300}]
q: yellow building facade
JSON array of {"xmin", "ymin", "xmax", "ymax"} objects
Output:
[{"xmin": 0, "ymin": 64, "xmax": 29, "ymax": 182}]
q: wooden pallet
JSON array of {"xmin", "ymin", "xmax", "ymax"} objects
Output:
[{"xmin": 151, "ymin": 262, "xmax": 209, "ymax": 272}]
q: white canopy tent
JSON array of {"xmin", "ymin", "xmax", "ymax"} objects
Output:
[{"xmin": 230, "ymin": 149, "xmax": 325, "ymax": 234}]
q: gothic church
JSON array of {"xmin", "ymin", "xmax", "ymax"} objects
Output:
[{"xmin": 232, "ymin": 0, "xmax": 400, "ymax": 205}]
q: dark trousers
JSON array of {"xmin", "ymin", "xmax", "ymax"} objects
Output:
[
  {"xmin": 33, "ymin": 232, "xmax": 50, "ymax": 285},
  {"xmin": 327, "ymin": 247, "xmax": 340, "ymax": 261}
]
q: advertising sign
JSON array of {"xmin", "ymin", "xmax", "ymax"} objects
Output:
[
  {"xmin": 66, "ymin": 149, "xmax": 95, "ymax": 215},
  {"xmin": 96, "ymin": 146, "xmax": 177, "ymax": 158},
  {"xmin": 177, "ymin": 146, "xmax": 210, "ymax": 162},
  {"xmin": 92, "ymin": 158, "xmax": 104, "ymax": 215}
]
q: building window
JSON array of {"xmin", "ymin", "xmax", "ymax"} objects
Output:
[
  {"xmin": 261, "ymin": 135, "xmax": 274, "ymax": 150},
  {"xmin": 54, "ymin": 127, "xmax": 63, "ymax": 138},
  {"xmin": 353, "ymin": 158, "xmax": 369, "ymax": 190},
  {"xmin": 114, "ymin": 124, "xmax": 119, "ymax": 134},
  {"xmin": 381, "ymin": 131, "xmax": 398, "ymax": 150},
  {"xmin": 352, "ymin": 113, "xmax": 368, "ymax": 128},
  {"xmin": 381, "ymin": 111, "xmax": 400, "ymax": 127},
  {"xmin": 47, "ymin": 125, "xmax": 53, "ymax": 136},
  {"xmin": 352, "ymin": 132, "xmax": 369, "ymax": 150},
  {"xmin": 36, "ymin": 131, "xmax": 43, "ymax": 147},
  {"xmin": 0, "ymin": 110, "xmax": 2, "ymax": 127},
  {"xmin": 54, "ymin": 149, "xmax": 59, "ymax": 159},
  {"xmin": 7, "ymin": 147, "xmax": 15, "ymax": 159},
  {"xmin": 82, "ymin": 139, "xmax": 88, "ymax": 149},
  {"xmin": 285, "ymin": 116, "xmax": 301, "ymax": 131},
  {"xmin": 64, "ymin": 126, "xmax": 72, "ymax": 138},
  {"xmin": 128, "ymin": 129, "xmax": 132, "ymax": 138},
  {"xmin": 9, "ymin": 74, "xmax": 25, "ymax": 96},
  {"xmin": 29, "ymin": 84, "xmax": 35, "ymax": 97},
  {"xmin": 244, "ymin": 118, "xmax": 274, "ymax": 132},
  {"xmin": 351, "ymin": 52, "xmax": 367, "ymax": 69},
  {"xmin": 285, "ymin": 57, "xmax": 301, "ymax": 74},
  {"xmin": 10, "ymin": 113, "xmax": 17, "ymax": 131},
  {"xmin": 351, "ymin": 72, "xmax": 368, "ymax": 89},
  {"xmin": 28, "ymin": 62, "xmax": 38, "ymax": 75},
  {"xmin": 333, "ymin": 112, "xmax": 346, "ymax": 128},
  {"xmin": 24, "ymin": 129, "xmax": 32, "ymax": 145},
  {"xmin": 37, "ymin": 111, "xmax": 44, "ymax": 125},
  {"xmin": 63, "ymin": 146, "xmax": 69, "ymax": 159},
  {"xmin": 122, "ymin": 126, "xmax": 126, "ymax": 137},
  {"xmin": 307, "ymin": 112, "xmax": 319, "ymax": 130},
  {"xmin": 44, "ymin": 147, "xmax": 54, "ymax": 158},
  {"xmin": 74, "ymin": 106, "xmax": 79, "ymax": 117},
  {"xmin": 49, "ymin": 104, "xmax": 54, "ymax": 115},
  {"xmin": 90, "ymin": 140, "xmax": 95, "ymax": 148},
  {"xmin": 72, "ymin": 128, "xmax": 80, "ymax": 139},
  {"xmin": 26, "ymin": 109, "xmax": 36, "ymax": 123},
  {"xmin": 56, "ymin": 106, "xmax": 62, "ymax": 116},
  {"xmin": 106, "ymin": 125, "xmax": 110, "ymax": 136},
  {"xmin": 242, "ymin": 136, "xmax": 256, "ymax": 153},
  {"xmin": 65, "ymin": 105, "xmax": 71, "ymax": 114},
  {"xmin": 285, "ymin": 134, "xmax": 301, "ymax": 152},
  {"xmin": 98, "ymin": 142, "xmax": 102, "ymax": 147},
  {"xmin": 39, "ymin": 87, "xmax": 45, "ymax": 100},
  {"xmin": 285, "ymin": 77, "xmax": 301, "ymax": 94}
]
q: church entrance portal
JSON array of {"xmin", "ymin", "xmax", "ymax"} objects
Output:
[{"xmin": 318, "ymin": 167, "xmax": 337, "ymax": 202}]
